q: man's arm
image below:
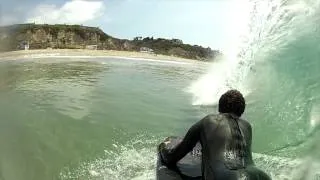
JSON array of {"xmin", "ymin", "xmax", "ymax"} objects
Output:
[{"xmin": 160, "ymin": 116, "xmax": 206, "ymax": 168}]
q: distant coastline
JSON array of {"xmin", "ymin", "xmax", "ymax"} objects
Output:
[
  {"xmin": 0, "ymin": 49, "xmax": 209, "ymax": 65},
  {"xmin": 0, "ymin": 24, "xmax": 222, "ymax": 61}
]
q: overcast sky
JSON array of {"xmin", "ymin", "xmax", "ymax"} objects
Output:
[{"xmin": 0, "ymin": 0, "xmax": 250, "ymax": 49}]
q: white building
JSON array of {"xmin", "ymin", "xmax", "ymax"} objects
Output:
[
  {"xmin": 86, "ymin": 45, "xmax": 98, "ymax": 50},
  {"xmin": 140, "ymin": 47, "xmax": 154, "ymax": 54}
]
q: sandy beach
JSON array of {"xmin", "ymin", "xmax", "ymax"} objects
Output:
[{"xmin": 0, "ymin": 49, "xmax": 202, "ymax": 64}]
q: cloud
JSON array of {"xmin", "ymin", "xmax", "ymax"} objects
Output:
[
  {"xmin": 0, "ymin": 4, "xmax": 26, "ymax": 26},
  {"xmin": 0, "ymin": 15, "xmax": 20, "ymax": 26},
  {"xmin": 26, "ymin": 0, "xmax": 105, "ymax": 24}
]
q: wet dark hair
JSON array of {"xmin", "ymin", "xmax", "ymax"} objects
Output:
[{"xmin": 218, "ymin": 89, "xmax": 245, "ymax": 117}]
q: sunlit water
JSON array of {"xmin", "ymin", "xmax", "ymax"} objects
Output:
[{"xmin": 0, "ymin": 58, "xmax": 209, "ymax": 180}]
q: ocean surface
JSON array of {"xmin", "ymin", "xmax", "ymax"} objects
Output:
[{"xmin": 0, "ymin": 0, "xmax": 320, "ymax": 180}]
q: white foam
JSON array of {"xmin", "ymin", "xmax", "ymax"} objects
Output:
[
  {"xmin": 310, "ymin": 104, "xmax": 320, "ymax": 129},
  {"xmin": 254, "ymin": 153, "xmax": 320, "ymax": 180},
  {"xmin": 187, "ymin": 56, "xmax": 251, "ymax": 105},
  {"xmin": 59, "ymin": 137, "xmax": 158, "ymax": 180},
  {"xmin": 58, "ymin": 133, "xmax": 320, "ymax": 180}
]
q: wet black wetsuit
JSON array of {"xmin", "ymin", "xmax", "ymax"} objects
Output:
[{"xmin": 160, "ymin": 113, "xmax": 271, "ymax": 180}]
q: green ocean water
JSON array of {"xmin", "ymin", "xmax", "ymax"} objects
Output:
[
  {"xmin": 0, "ymin": 0, "xmax": 320, "ymax": 180},
  {"xmin": 0, "ymin": 54, "xmax": 318, "ymax": 180},
  {"xmin": 0, "ymin": 58, "xmax": 209, "ymax": 180}
]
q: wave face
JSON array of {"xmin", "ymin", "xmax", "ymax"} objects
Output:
[{"xmin": 188, "ymin": 0, "xmax": 320, "ymax": 179}]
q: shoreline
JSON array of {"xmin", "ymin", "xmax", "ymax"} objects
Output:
[{"xmin": 0, "ymin": 49, "xmax": 206, "ymax": 64}]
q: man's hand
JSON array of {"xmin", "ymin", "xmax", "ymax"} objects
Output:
[{"xmin": 158, "ymin": 137, "xmax": 179, "ymax": 170}]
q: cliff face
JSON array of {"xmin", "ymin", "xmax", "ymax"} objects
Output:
[{"xmin": 0, "ymin": 24, "xmax": 220, "ymax": 61}]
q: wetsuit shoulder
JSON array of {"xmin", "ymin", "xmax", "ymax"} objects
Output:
[
  {"xmin": 238, "ymin": 118, "xmax": 252, "ymax": 136},
  {"xmin": 238, "ymin": 118, "xmax": 251, "ymax": 127},
  {"xmin": 203, "ymin": 113, "xmax": 225, "ymax": 124}
]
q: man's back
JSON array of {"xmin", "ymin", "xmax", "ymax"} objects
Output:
[
  {"xmin": 200, "ymin": 113, "xmax": 254, "ymax": 179},
  {"xmin": 159, "ymin": 90, "xmax": 271, "ymax": 180}
]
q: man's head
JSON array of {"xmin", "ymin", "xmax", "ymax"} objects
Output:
[{"xmin": 218, "ymin": 89, "xmax": 246, "ymax": 117}]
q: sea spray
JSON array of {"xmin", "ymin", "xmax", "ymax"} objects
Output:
[
  {"xmin": 187, "ymin": 55, "xmax": 251, "ymax": 106},
  {"xmin": 187, "ymin": 0, "xmax": 254, "ymax": 105}
]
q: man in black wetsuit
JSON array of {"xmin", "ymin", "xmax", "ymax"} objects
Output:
[{"xmin": 160, "ymin": 90, "xmax": 271, "ymax": 180}]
